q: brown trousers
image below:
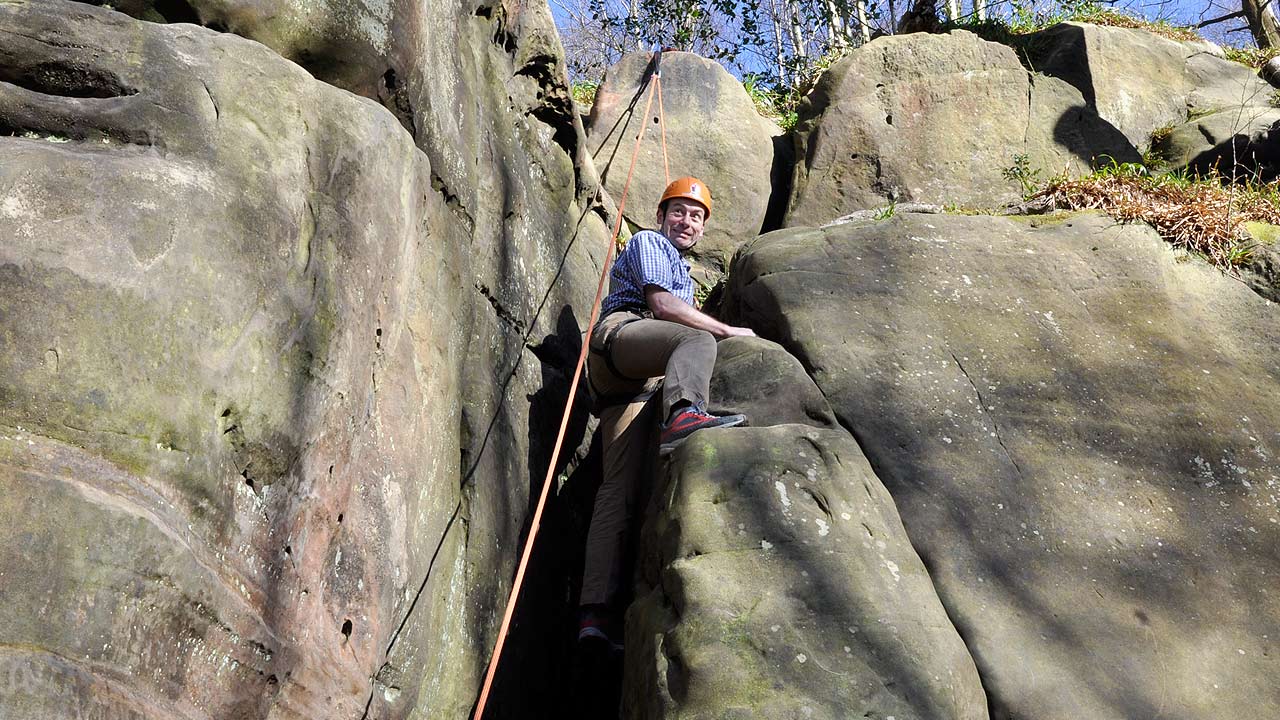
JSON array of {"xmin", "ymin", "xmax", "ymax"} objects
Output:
[{"xmin": 579, "ymin": 310, "xmax": 717, "ymax": 609}]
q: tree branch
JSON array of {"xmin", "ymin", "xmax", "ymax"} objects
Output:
[{"xmin": 1197, "ymin": 10, "xmax": 1245, "ymax": 28}]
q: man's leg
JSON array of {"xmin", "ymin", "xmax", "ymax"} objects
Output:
[
  {"xmin": 579, "ymin": 392, "xmax": 660, "ymax": 613},
  {"xmin": 608, "ymin": 318, "xmax": 717, "ymax": 420}
]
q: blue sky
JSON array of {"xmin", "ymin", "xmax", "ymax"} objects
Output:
[
  {"xmin": 551, "ymin": 0, "xmax": 1257, "ymax": 48},
  {"xmin": 550, "ymin": 0, "xmax": 1259, "ymax": 83}
]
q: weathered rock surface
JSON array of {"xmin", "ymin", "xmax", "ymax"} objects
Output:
[
  {"xmin": 626, "ymin": 420, "xmax": 988, "ymax": 719},
  {"xmin": 724, "ymin": 211, "xmax": 1280, "ymax": 720},
  {"xmin": 1029, "ymin": 22, "xmax": 1275, "ymax": 148},
  {"xmin": 0, "ymin": 1, "xmax": 605, "ymax": 718},
  {"xmin": 587, "ymin": 51, "xmax": 782, "ymax": 269},
  {"xmin": 785, "ymin": 30, "xmax": 1137, "ymax": 225},
  {"xmin": 1153, "ymin": 106, "xmax": 1280, "ymax": 179},
  {"xmin": 706, "ymin": 337, "xmax": 839, "ymax": 429}
]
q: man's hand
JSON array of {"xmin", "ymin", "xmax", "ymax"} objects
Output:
[{"xmin": 645, "ymin": 286, "xmax": 756, "ymax": 339}]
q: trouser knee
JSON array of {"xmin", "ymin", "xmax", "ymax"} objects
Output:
[{"xmin": 677, "ymin": 327, "xmax": 716, "ymax": 359}]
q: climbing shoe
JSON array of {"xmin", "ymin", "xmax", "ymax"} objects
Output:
[
  {"xmin": 577, "ymin": 607, "xmax": 623, "ymax": 652},
  {"xmin": 659, "ymin": 405, "xmax": 746, "ymax": 454}
]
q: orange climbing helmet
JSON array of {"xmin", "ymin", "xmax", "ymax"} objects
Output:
[{"xmin": 659, "ymin": 176, "xmax": 712, "ymax": 218}]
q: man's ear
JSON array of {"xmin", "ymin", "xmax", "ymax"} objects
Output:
[{"xmin": 655, "ymin": 205, "xmax": 665, "ymax": 228}]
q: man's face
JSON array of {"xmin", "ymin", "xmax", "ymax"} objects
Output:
[{"xmin": 657, "ymin": 198, "xmax": 707, "ymax": 252}]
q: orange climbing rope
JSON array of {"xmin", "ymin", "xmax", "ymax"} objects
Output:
[
  {"xmin": 655, "ymin": 72, "xmax": 671, "ymax": 186},
  {"xmin": 471, "ymin": 50, "xmax": 668, "ymax": 720}
]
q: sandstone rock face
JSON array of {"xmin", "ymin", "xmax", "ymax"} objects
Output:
[
  {"xmin": 1154, "ymin": 107, "xmax": 1280, "ymax": 180},
  {"xmin": 1240, "ymin": 222, "xmax": 1280, "ymax": 302},
  {"xmin": 0, "ymin": 1, "xmax": 606, "ymax": 718},
  {"xmin": 707, "ymin": 338, "xmax": 839, "ymax": 429},
  {"xmin": 1030, "ymin": 22, "xmax": 1275, "ymax": 148},
  {"xmin": 587, "ymin": 51, "xmax": 782, "ymax": 269},
  {"xmin": 724, "ymin": 211, "xmax": 1280, "ymax": 720},
  {"xmin": 82, "ymin": 0, "xmax": 398, "ymax": 96},
  {"xmin": 785, "ymin": 30, "xmax": 1137, "ymax": 225},
  {"xmin": 626, "ymin": 369, "xmax": 988, "ymax": 718}
]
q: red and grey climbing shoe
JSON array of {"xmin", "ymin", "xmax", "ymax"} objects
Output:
[
  {"xmin": 577, "ymin": 607, "xmax": 623, "ymax": 652},
  {"xmin": 659, "ymin": 405, "xmax": 746, "ymax": 454}
]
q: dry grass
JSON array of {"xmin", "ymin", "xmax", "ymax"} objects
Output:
[
  {"xmin": 1034, "ymin": 165, "xmax": 1280, "ymax": 269},
  {"xmin": 1066, "ymin": 9, "xmax": 1201, "ymax": 42}
]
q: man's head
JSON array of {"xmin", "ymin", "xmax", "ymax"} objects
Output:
[{"xmin": 656, "ymin": 177, "xmax": 711, "ymax": 252}]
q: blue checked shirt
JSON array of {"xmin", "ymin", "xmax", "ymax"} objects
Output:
[{"xmin": 601, "ymin": 230, "xmax": 695, "ymax": 316}]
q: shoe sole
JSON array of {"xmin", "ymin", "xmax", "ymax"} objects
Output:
[
  {"xmin": 578, "ymin": 627, "xmax": 624, "ymax": 653},
  {"xmin": 659, "ymin": 415, "xmax": 746, "ymax": 455}
]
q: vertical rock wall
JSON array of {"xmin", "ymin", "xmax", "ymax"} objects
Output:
[{"xmin": 0, "ymin": 0, "xmax": 610, "ymax": 717}]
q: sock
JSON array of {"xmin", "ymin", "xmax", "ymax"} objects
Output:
[{"xmin": 666, "ymin": 400, "xmax": 694, "ymax": 424}]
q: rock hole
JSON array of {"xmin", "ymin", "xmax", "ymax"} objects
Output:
[
  {"xmin": 244, "ymin": 476, "xmax": 255, "ymax": 490},
  {"xmin": 474, "ymin": 3, "xmax": 494, "ymax": 17},
  {"xmin": 284, "ymin": 545, "xmax": 292, "ymax": 556},
  {"xmin": 850, "ymin": 153, "xmax": 860, "ymax": 160},
  {"xmin": 0, "ymin": 61, "xmax": 136, "ymax": 99},
  {"xmin": 337, "ymin": 513, "xmax": 344, "ymax": 524},
  {"xmin": 885, "ymin": 114, "xmax": 893, "ymax": 126},
  {"xmin": 151, "ymin": 0, "xmax": 202, "ymax": 24},
  {"xmin": 378, "ymin": 68, "xmax": 416, "ymax": 137},
  {"xmin": 266, "ymin": 674, "xmax": 279, "ymax": 686},
  {"xmin": 220, "ymin": 408, "xmax": 232, "ymax": 418},
  {"xmin": 341, "ymin": 618, "xmax": 353, "ymax": 639}
]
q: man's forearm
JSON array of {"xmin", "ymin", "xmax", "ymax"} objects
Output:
[
  {"xmin": 653, "ymin": 298, "xmax": 735, "ymax": 336},
  {"xmin": 645, "ymin": 287, "xmax": 754, "ymax": 339}
]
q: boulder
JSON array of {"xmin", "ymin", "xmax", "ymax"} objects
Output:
[
  {"xmin": 81, "ymin": 0, "xmax": 417, "ymax": 100},
  {"xmin": 785, "ymin": 30, "xmax": 1137, "ymax": 226},
  {"xmin": 724, "ymin": 211, "xmax": 1280, "ymax": 720},
  {"xmin": 707, "ymin": 336, "xmax": 840, "ymax": 429},
  {"xmin": 1264, "ymin": 55, "xmax": 1280, "ymax": 87},
  {"xmin": 587, "ymin": 51, "xmax": 782, "ymax": 269},
  {"xmin": 1151, "ymin": 106, "xmax": 1280, "ymax": 179},
  {"xmin": 1239, "ymin": 221, "xmax": 1280, "ymax": 301},
  {"xmin": 1029, "ymin": 22, "xmax": 1275, "ymax": 148},
  {"xmin": 0, "ymin": 2, "xmax": 606, "ymax": 718},
  {"xmin": 626, "ymin": 425, "xmax": 988, "ymax": 720}
]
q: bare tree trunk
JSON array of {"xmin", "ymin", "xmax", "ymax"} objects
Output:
[
  {"xmin": 769, "ymin": 0, "xmax": 788, "ymax": 84},
  {"xmin": 787, "ymin": 0, "xmax": 807, "ymax": 60},
  {"xmin": 945, "ymin": 0, "xmax": 961, "ymax": 22},
  {"xmin": 974, "ymin": 0, "xmax": 986, "ymax": 21},
  {"xmin": 629, "ymin": 0, "xmax": 643, "ymax": 50},
  {"xmin": 825, "ymin": 0, "xmax": 848, "ymax": 48},
  {"xmin": 1244, "ymin": 0, "xmax": 1280, "ymax": 48},
  {"xmin": 856, "ymin": 0, "xmax": 872, "ymax": 42}
]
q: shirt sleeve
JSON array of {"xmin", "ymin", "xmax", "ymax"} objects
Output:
[{"xmin": 624, "ymin": 232, "xmax": 679, "ymax": 295}]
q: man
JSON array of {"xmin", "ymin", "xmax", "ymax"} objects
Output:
[{"xmin": 578, "ymin": 176, "xmax": 755, "ymax": 647}]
